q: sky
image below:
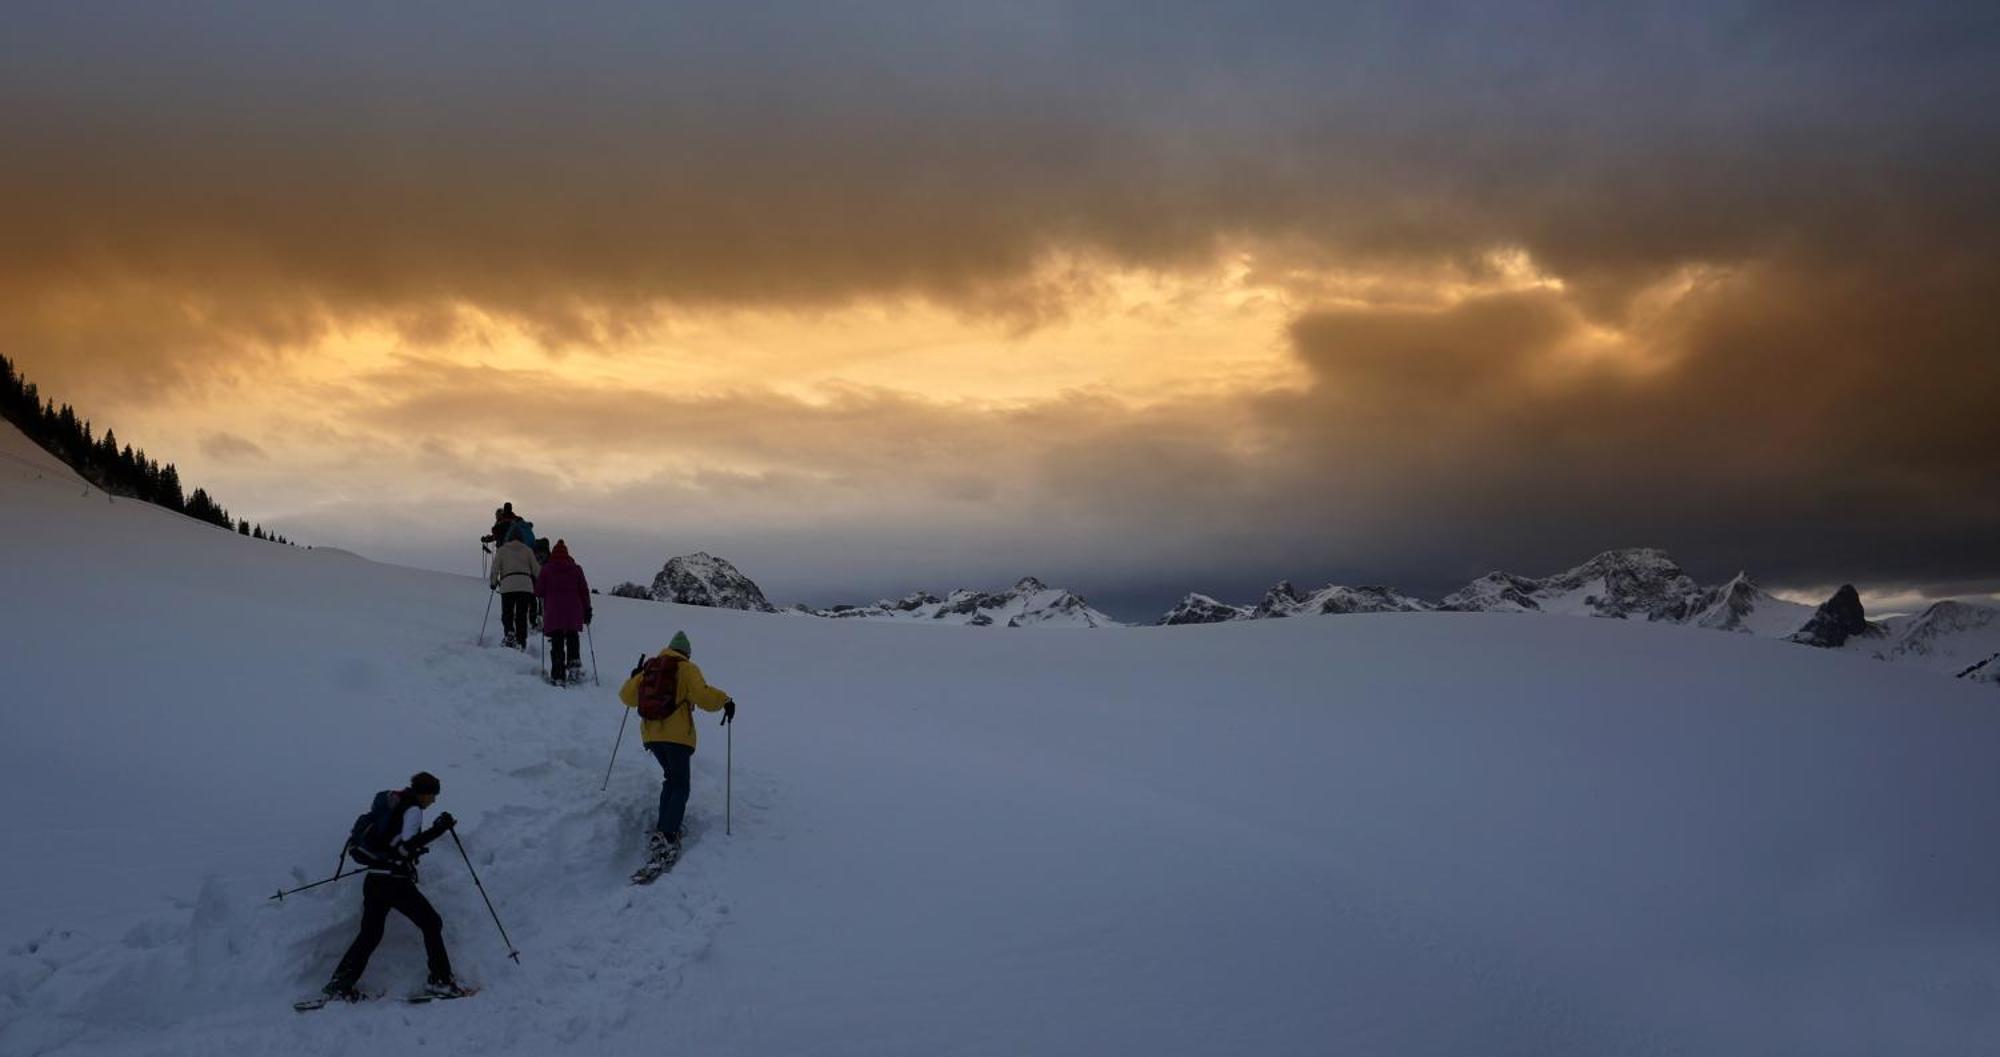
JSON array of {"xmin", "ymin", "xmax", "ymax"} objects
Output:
[{"xmin": 4, "ymin": 1, "xmax": 1997, "ymax": 620}]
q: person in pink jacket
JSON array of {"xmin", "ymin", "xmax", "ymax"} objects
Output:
[{"xmin": 534, "ymin": 539, "xmax": 592, "ymax": 684}]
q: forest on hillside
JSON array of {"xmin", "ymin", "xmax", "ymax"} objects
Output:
[{"xmin": 0, "ymin": 354, "xmax": 293, "ymax": 544}]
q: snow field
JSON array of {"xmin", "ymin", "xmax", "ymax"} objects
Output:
[{"xmin": 7, "ymin": 420, "xmax": 2000, "ymax": 1055}]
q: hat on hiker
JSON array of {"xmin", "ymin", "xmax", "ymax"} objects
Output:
[
  {"xmin": 669, "ymin": 630, "xmax": 692, "ymax": 656},
  {"xmin": 410, "ymin": 771, "xmax": 442, "ymax": 795},
  {"xmin": 552, "ymin": 539, "xmax": 570, "ymax": 559}
]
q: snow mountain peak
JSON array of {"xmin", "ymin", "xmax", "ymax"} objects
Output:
[{"xmin": 648, "ymin": 551, "xmax": 778, "ymax": 612}]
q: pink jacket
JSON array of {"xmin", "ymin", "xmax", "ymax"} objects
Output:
[{"xmin": 535, "ymin": 555, "xmax": 592, "ymax": 632}]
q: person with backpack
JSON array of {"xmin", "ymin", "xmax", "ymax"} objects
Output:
[
  {"xmin": 535, "ymin": 539, "xmax": 592, "ymax": 685},
  {"xmin": 480, "ymin": 503, "xmax": 517, "ymax": 546},
  {"xmin": 488, "ymin": 532, "xmax": 541, "ymax": 649},
  {"xmin": 618, "ymin": 631, "xmax": 735, "ymax": 872},
  {"xmin": 320, "ymin": 771, "xmax": 465, "ymax": 1002},
  {"xmin": 530, "ymin": 537, "xmax": 552, "ymax": 631}
]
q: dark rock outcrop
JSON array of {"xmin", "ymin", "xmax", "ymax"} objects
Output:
[{"xmin": 1788, "ymin": 584, "xmax": 1883, "ymax": 648}]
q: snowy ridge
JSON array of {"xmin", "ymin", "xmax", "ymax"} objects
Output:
[
  {"xmin": 1253, "ymin": 581, "xmax": 1434, "ymax": 619},
  {"xmin": 11, "ymin": 418, "xmax": 2000, "ymax": 1052},
  {"xmin": 805, "ymin": 576, "xmax": 1118, "ymax": 628},
  {"xmin": 1158, "ymin": 549, "xmax": 1995, "ymax": 688},
  {"xmin": 1439, "ymin": 548, "xmax": 1710, "ymax": 621},
  {"xmin": 1871, "ymin": 600, "xmax": 2000, "ymax": 676},
  {"xmin": 1157, "ymin": 592, "xmax": 1251, "ymax": 625}
]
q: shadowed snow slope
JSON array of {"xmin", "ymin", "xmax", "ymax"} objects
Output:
[{"xmin": 5, "ymin": 420, "xmax": 2000, "ymax": 1056}]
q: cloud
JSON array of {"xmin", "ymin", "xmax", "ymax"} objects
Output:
[
  {"xmin": 199, "ymin": 432, "xmax": 267, "ymax": 462},
  {"xmin": 2, "ymin": 2, "xmax": 1994, "ymax": 383}
]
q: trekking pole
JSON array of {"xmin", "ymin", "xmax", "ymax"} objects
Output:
[
  {"xmin": 448, "ymin": 830, "xmax": 520, "ymax": 963},
  {"xmin": 586, "ymin": 624, "xmax": 600, "ymax": 686},
  {"xmin": 601, "ymin": 706, "xmax": 630, "ymax": 791},
  {"xmin": 477, "ymin": 589, "xmax": 495, "ymax": 647},
  {"xmin": 726, "ymin": 715, "xmax": 733, "ymax": 837},
  {"xmin": 269, "ymin": 870, "xmax": 363, "ymax": 902}
]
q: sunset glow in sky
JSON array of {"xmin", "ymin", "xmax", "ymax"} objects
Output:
[{"xmin": 6, "ymin": 2, "xmax": 1996, "ymax": 615}]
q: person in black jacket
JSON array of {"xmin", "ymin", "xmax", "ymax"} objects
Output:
[{"xmin": 320, "ymin": 771, "xmax": 465, "ymax": 1000}]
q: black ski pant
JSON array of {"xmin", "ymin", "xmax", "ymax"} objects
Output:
[
  {"xmin": 501, "ymin": 591, "xmax": 535, "ymax": 648},
  {"xmin": 648, "ymin": 741, "xmax": 694, "ymax": 838},
  {"xmin": 549, "ymin": 629, "xmax": 580, "ymax": 681},
  {"xmin": 328, "ymin": 873, "xmax": 452, "ymax": 989}
]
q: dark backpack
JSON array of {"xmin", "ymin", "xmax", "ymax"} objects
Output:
[
  {"xmin": 346, "ymin": 790, "xmax": 405, "ymax": 868},
  {"xmin": 635, "ymin": 654, "xmax": 684, "ymax": 720}
]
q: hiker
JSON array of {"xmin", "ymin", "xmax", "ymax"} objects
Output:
[
  {"xmin": 480, "ymin": 503, "xmax": 517, "ymax": 546},
  {"xmin": 489, "ymin": 532, "xmax": 541, "ymax": 649},
  {"xmin": 535, "ymin": 539, "xmax": 592, "ymax": 685},
  {"xmin": 321, "ymin": 771, "xmax": 465, "ymax": 1001},
  {"xmin": 530, "ymin": 538, "xmax": 551, "ymax": 630},
  {"xmin": 619, "ymin": 631, "xmax": 735, "ymax": 871}
]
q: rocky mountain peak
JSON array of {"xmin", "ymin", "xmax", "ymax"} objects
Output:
[
  {"xmin": 1788, "ymin": 584, "xmax": 1881, "ymax": 648},
  {"xmin": 1252, "ymin": 580, "xmax": 1309, "ymax": 619},
  {"xmin": 648, "ymin": 552, "xmax": 777, "ymax": 612},
  {"xmin": 1157, "ymin": 593, "xmax": 1250, "ymax": 626}
]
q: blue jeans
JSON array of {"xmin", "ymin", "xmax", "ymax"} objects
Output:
[{"xmin": 647, "ymin": 742, "xmax": 694, "ymax": 837}]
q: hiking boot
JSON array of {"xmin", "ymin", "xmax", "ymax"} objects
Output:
[
  {"xmin": 647, "ymin": 831, "xmax": 682, "ymax": 865},
  {"xmin": 322, "ymin": 982, "xmax": 364, "ymax": 1003},
  {"xmin": 423, "ymin": 976, "xmax": 468, "ymax": 999}
]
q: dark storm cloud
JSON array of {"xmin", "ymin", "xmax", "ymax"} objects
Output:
[
  {"xmin": 1057, "ymin": 249, "xmax": 2000, "ymax": 608},
  {"xmin": 4, "ymin": 1, "xmax": 1995, "ymax": 351}
]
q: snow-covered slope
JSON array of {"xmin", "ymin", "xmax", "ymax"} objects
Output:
[
  {"xmin": 8, "ymin": 420, "xmax": 2000, "ymax": 1055},
  {"xmin": 807, "ymin": 576, "xmax": 1117, "ymax": 627}
]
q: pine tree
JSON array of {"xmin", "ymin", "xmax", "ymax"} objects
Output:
[{"xmin": 159, "ymin": 465, "xmax": 185, "ymax": 512}]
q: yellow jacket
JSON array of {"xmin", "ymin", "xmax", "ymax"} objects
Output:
[{"xmin": 618, "ymin": 648, "xmax": 731, "ymax": 748}]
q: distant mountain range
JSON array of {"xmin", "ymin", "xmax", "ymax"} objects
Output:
[{"xmin": 614, "ymin": 546, "xmax": 1999, "ymax": 689}]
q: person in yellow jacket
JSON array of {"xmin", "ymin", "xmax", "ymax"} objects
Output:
[{"xmin": 619, "ymin": 630, "xmax": 735, "ymax": 867}]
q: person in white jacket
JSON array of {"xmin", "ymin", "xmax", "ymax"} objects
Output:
[{"xmin": 488, "ymin": 537, "xmax": 541, "ymax": 649}]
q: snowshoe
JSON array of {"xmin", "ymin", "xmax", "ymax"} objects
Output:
[
  {"xmin": 630, "ymin": 832, "xmax": 683, "ymax": 885},
  {"xmin": 294, "ymin": 986, "xmax": 381, "ymax": 1011},
  {"xmin": 407, "ymin": 978, "xmax": 477, "ymax": 1003}
]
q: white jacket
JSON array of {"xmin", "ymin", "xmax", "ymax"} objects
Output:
[{"xmin": 489, "ymin": 540, "xmax": 541, "ymax": 593}]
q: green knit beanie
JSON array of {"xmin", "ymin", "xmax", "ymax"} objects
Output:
[{"xmin": 669, "ymin": 630, "xmax": 692, "ymax": 656}]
